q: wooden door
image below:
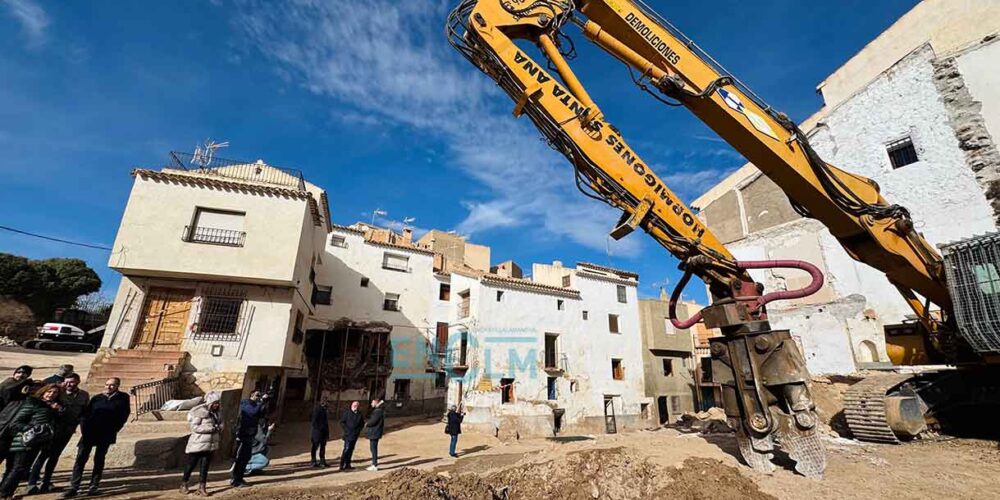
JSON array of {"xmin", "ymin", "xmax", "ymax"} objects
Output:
[{"xmin": 134, "ymin": 287, "xmax": 194, "ymax": 350}]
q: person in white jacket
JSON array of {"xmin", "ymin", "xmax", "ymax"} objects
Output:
[{"xmin": 180, "ymin": 392, "xmax": 222, "ymax": 496}]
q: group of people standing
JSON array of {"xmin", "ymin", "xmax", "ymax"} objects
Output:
[
  {"xmin": 0, "ymin": 364, "xmax": 130, "ymax": 499},
  {"xmin": 309, "ymin": 398, "xmax": 383, "ymax": 471}
]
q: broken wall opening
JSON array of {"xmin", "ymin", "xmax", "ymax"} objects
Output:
[{"xmin": 304, "ymin": 320, "xmax": 393, "ymax": 414}]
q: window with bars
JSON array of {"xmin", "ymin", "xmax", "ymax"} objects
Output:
[
  {"xmin": 562, "ymin": 275, "xmax": 571, "ymax": 288},
  {"xmin": 887, "ymin": 137, "xmax": 918, "ymax": 169},
  {"xmin": 185, "ymin": 208, "xmax": 246, "ymax": 247},
  {"xmin": 616, "ymin": 285, "xmax": 627, "ymax": 303},
  {"xmin": 197, "ymin": 295, "xmax": 244, "ymax": 338}
]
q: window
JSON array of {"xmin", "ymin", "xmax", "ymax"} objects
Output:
[
  {"xmin": 582, "ymin": 310, "xmax": 589, "ymax": 320},
  {"xmin": 198, "ymin": 296, "xmax": 244, "ymax": 337},
  {"xmin": 383, "ymin": 292, "xmax": 400, "ymax": 311},
  {"xmin": 616, "ymin": 285, "xmax": 627, "ymax": 303},
  {"xmin": 393, "ymin": 379, "xmax": 411, "ymax": 400},
  {"xmin": 360, "ymin": 277, "xmax": 369, "ymax": 288},
  {"xmin": 439, "ymin": 283, "xmax": 451, "ymax": 301},
  {"xmin": 887, "ymin": 136, "xmax": 918, "ymax": 169},
  {"xmin": 608, "ymin": 314, "xmax": 620, "ymax": 334},
  {"xmin": 458, "ymin": 290, "xmax": 470, "ymax": 318},
  {"xmin": 311, "ymin": 285, "xmax": 332, "ymax": 306},
  {"xmin": 562, "ymin": 275, "xmax": 571, "ymax": 288},
  {"xmin": 611, "ymin": 359, "xmax": 624, "ymax": 380},
  {"xmin": 496, "ymin": 290, "xmax": 504, "ymax": 302},
  {"xmin": 670, "ymin": 396, "xmax": 682, "ymax": 414},
  {"xmin": 547, "ymin": 377, "xmax": 557, "ymax": 400},
  {"xmin": 330, "ymin": 234, "xmax": 347, "ymax": 248},
  {"xmin": 700, "ymin": 357, "xmax": 713, "ymax": 382},
  {"xmin": 544, "ymin": 333, "xmax": 559, "ymax": 369},
  {"xmin": 557, "ymin": 299, "xmax": 564, "ymax": 311},
  {"xmin": 640, "ymin": 403, "xmax": 649, "ymax": 420},
  {"xmin": 435, "ymin": 372, "xmax": 447, "ymax": 389},
  {"xmin": 292, "ymin": 310, "xmax": 304, "ymax": 344},
  {"xmin": 662, "ymin": 358, "xmax": 673, "ymax": 377},
  {"xmin": 500, "ymin": 378, "xmax": 515, "ymax": 404},
  {"xmin": 185, "ymin": 208, "xmax": 246, "ymax": 247},
  {"xmin": 382, "ymin": 252, "xmax": 410, "ymax": 272}
]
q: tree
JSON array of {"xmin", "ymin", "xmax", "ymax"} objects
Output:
[{"xmin": 0, "ymin": 253, "xmax": 102, "ymax": 320}]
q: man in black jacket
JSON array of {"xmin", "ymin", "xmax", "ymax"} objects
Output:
[
  {"xmin": 310, "ymin": 400, "xmax": 329, "ymax": 468},
  {"xmin": 338, "ymin": 401, "xmax": 363, "ymax": 471},
  {"xmin": 62, "ymin": 377, "xmax": 130, "ymax": 498},
  {"xmin": 364, "ymin": 398, "xmax": 385, "ymax": 472},
  {"xmin": 231, "ymin": 390, "xmax": 268, "ymax": 487},
  {"xmin": 445, "ymin": 405, "xmax": 465, "ymax": 458},
  {"xmin": 0, "ymin": 366, "xmax": 33, "ymax": 411}
]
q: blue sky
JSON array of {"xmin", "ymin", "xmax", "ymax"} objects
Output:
[{"xmin": 0, "ymin": 0, "xmax": 918, "ymax": 304}]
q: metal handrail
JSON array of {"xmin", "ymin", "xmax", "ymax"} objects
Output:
[
  {"xmin": 183, "ymin": 226, "xmax": 246, "ymax": 247},
  {"xmin": 129, "ymin": 377, "xmax": 180, "ymax": 420},
  {"xmin": 168, "ymin": 151, "xmax": 306, "ymax": 191}
]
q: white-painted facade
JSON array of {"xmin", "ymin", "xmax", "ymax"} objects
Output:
[
  {"xmin": 691, "ymin": 5, "xmax": 1000, "ymax": 375},
  {"xmin": 446, "ymin": 262, "xmax": 649, "ymax": 437},
  {"xmin": 103, "ymin": 164, "xmax": 330, "ymax": 395},
  {"xmin": 314, "ymin": 224, "xmax": 448, "ymax": 408}
]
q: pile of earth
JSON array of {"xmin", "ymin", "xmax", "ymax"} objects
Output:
[{"xmin": 326, "ymin": 448, "xmax": 775, "ymax": 500}]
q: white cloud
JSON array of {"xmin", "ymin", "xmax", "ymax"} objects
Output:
[
  {"xmin": 4, "ymin": 0, "xmax": 49, "ymax": 48},
  {"xmin": 234, "ymin": 0, "xmax": 639, "ymax": 256}
]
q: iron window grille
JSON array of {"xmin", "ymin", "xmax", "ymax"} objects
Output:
[
  {"xmin": 886, "ymin": 136, "xmax": 918, "ymax": 169},
  {"xmin": 195, "ymin": 294, "xmax": 245, "ymax": 340},
  {"xmin": 617, "ymin": 285, "xmax": 627, "ymax": 303},
  {"xmin": 330, "ymin": 234, "xmax": 348, "ymax": 248}
]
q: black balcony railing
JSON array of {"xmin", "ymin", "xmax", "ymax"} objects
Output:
[
  {"xmin": 168, "ymin": 151, "xmax": 306, "ymax": 191},
  {"xmin": 381, "ymin": 262, "xmax": 411, "ymax": 273},
  {"xmin": 183, "ymin": 226, "xmax": 246, "ymax": 247}
]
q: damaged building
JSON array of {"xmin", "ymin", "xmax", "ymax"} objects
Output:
[
  {"xmin": 445, "ymin": 261, "xmax": 649, "ymax": 438},
  {"xmin": 692, "ymin": 0, "xmax": 1000, "ymax": 375}
]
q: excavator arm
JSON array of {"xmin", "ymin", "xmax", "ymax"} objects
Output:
[{"xmin": 447, "ymin": 0, "xmax": 964, "ymax": 477}]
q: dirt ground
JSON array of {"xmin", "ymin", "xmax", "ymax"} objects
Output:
[{"xmin": 4, "ymin": 348, "xmax": 999, "ymax": 500}]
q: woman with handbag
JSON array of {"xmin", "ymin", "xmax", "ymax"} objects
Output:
[
  {"xmin": 0, "ymin": 383, "xmax": 61, "ymax": 499},
  {"xmin": 180, "ymin": 392, "xmax": 222, "ymax": 496}
]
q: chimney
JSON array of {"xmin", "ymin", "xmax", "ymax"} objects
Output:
[{"xmin": 402, "ymin": 228, "xmax": 413, "ymax": 244}]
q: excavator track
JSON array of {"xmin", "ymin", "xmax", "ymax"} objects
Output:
[{"xmin": 843, "ymin": 373, "xmax": 914, "ymax": 444}]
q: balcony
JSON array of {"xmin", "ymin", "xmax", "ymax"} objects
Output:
[
  {"xmin": 431, "ymin": 347, "xmax": 468, "ymax": 371},
  {"xmin": 168, "ymin": 151, "xmax": 306, "ymax": 191},
  {"xmin": 183, "ymin": 226, "xmax": 246, "ymax": 247},
  {"xmin": 544, "ymin": 351, "xmax": 568, "ymax": 373}
]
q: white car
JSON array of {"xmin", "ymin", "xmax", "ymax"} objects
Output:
[{"xmin": 37, "ymin": 322, "xmax": 87, "ymax": 339}]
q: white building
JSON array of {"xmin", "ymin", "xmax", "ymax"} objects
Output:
[
  {"xmin": 308, "ymin": 222, "xmax": 453, "ymax": 415},
  {"xmin": 445, "ymin": 261, "xmax": 649, "ymax": 437},
  {"xmin": 102, "ymin": 156, "xmax": 330, "ymax": 400},
  {"xmin": 692, "ymin": 0, "xmax": 1000, "ymax": 375}
]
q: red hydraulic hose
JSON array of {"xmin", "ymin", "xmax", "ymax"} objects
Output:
[{"xmin": 668, "ymin": 259, "xmax": 825, "ymax": 330}]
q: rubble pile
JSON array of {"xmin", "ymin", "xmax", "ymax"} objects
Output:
[
  {"xmin": 0, "ymin": 336, "xmax": 20, "ymax": 347},
  {"xmin": 328, "ymin": 448, "xmax": 775, "ymax": 500},
  {"xmin": 677, "ymin": 407, "xmax": 732, "ymax": 434}
]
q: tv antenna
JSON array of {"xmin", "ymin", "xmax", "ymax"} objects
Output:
[
  {"xmin": 370, "ymin": 208, "xmax": 387, "ymax": 226},
  {"xmin": 402, "ymin": 217, "xmax": 416, "ymax": 230},
  {"xmin": 191, "ymin": 139, "xmax": 229, "ymax": 167}
]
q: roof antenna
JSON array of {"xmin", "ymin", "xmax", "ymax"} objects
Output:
[
  {"xmin": 191, "ymin": 139, "xmax": 229, "ymax": 168},
  {"xmin": 371, "ymin": 208, "xmax": 387, "ymax": 226}
]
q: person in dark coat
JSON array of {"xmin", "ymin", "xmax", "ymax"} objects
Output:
[
  {"xmin": 310, "ymin": 401, "xmax": 329, "ymax": 468},
  {"xmin": 27, "ymin": 373, "xmax": 88, "ymax": 494},
  {"xmin": 0, "ymin": 384, "xmax": 61, "ymax": 500},
  {"xmin": 41, "ymin": 365, "xmax": 74, "ymax": 385},
  {"xmin": 445, "ymin": 405, "xmax": 465, "ymax": 458},
  {"xmin": 338, "ymin": 401, "xmax": 363, "ymax": 471},
  {"xmin": 364, "ymin": 398, "xmax": 385, "ymax": 472},
  {"xmin": 0, "ymin": 366, "xmax": 33, "ymax": 411},
  {"xmin": 231, "ymin": 390, "xmax": 269, "ymax": 487},
  {"xmin": 62, "ymin": 377, "xmax": 130, "ymax": 498}
]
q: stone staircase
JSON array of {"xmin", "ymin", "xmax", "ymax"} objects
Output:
[{"xmin": 85, "ymin": 349, "xmax": 187, "ymax": 393}]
